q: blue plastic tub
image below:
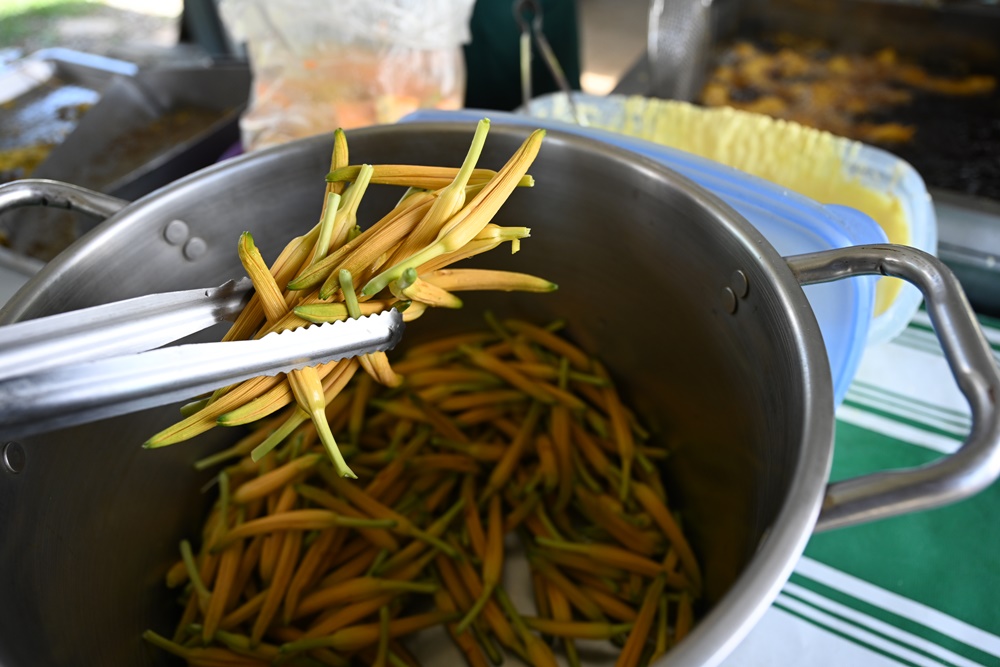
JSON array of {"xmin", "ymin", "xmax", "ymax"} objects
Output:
[
  {"xmin": 521, "ymin": 93, "xmax": 937, "ymax": 348},
  {"xmin": 401, "ymin": 110, "xmax": 888, "ymax": 405}
]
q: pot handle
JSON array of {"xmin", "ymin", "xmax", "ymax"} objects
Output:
[
  {"xmin": 0, "ymin": 179, "xmax": 127, "ymax": 221},
  {"xmin": 786, "ymin": 244, "xmax": 1000, "ymax": 532}
]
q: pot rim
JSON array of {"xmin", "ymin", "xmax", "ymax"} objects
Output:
[{"xmin": 0, "ymin": 123, "xmax": 837, "ymax": 666}]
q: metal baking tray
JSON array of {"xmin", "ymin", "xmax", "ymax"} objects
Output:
[
  {"xmin": 0, "ymin": 63, "xmax": 250, "ymax": 266},
  {"xmin": 932, "ymin": 190, "xmax": 1000, "ymax": 318},
  {"xmin": 0, "ymin": 48, "xmax": 137, "ymax": 181},
  {"xmin": 33, "ymin": 64, "xmax": 250, "ymax": 201},
  {"xmin": 626, "ymin": 0, "xmax": 1000, "ymax": 196},
  {"xmin": 711, "ymin": 0, "xmax": 1000, "ymax": 199},
  {"xmin": 619, "ymin": 0, "xmax": 1000, "ymax": 316}
]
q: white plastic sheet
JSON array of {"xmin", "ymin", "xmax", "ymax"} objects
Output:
[{"xmin": 220, "ymin": 0, "xmax": 476, "ymax": 151}]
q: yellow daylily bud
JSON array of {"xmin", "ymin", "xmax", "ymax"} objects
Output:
[
  {"xmin": 326, "ymin": 164, "xmax": 533, "ymax": 190},
  {"xmin": 237, "ymin": 232, "xmax": 287, "ymax": 324},
  {"xmin": 288, "ymin": 365, "xmax": 356, "ymax": 478},
  {"xmin": 423, "ymin": 268, "xmax": 556, "ymax": 293},
  {"xmin": 361, "ymin": 129, "xmax": 544, "ymax": 297}
]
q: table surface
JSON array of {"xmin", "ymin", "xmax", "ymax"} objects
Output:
[
  {"xmin": 721, "ymin": 309, "xmax": 1000, "ymax": 667},
  {"xmin": 1, "ymin": 264, "xmax": 997, "ymax": 667}
]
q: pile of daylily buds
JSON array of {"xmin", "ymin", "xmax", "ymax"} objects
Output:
[{"xmin": 142, "ymin": 121, "xmax": 701, "ymax": 667}]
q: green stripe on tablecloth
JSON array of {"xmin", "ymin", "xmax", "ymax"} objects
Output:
[
  {"xmin": 804, "ymin": 421, "xmax": 1000, "ymax": 639},
  {"xmin": 979, "ymin": 315, "xmax": 1000, "ymax": 351},
  {"xmin": 908, "ymin": 313, "xmax": 1000, "ymax": 354},
  {"xmin": 896, "ymin": 329, "xmax": 1000, "ymax": 364},
  {"xmin": 842, "ymin": 390, "xmax": 969, "ymax": 437},
  {"xmin": 905, "ymin": 319, "xmax": 934, "ymax": 337},
  {"xmin": 773, "ymin": 598, "xmax": 921, "ymax": 666},
  {"xmin": 778, "ymin": 588, "xmax": 966, "ymax": 667},
  {"xmin": 841, "ymin": 397, "xmax": 965, "ymax": 440},
  {"xmin": 786, "ymin": 573, "xmax": 999, "ymax": 666},
  {"xmin": 849, "ymin": 380, "xmax": 971, "ymax": 425},
  {"xmin": 895, "ymin": 329, "xmax": 951, "ymax": 357},
  {"xmin": 899, "ymin": 320, "xmax": 1000, "ymax": 363}
]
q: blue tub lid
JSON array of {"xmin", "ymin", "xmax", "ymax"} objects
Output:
[{"xmin": 399, "ymin": 110, "xmax": 887, "ymax": 405}]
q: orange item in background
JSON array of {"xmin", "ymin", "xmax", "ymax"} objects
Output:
[{"xmin": 219, "ymin": 0, "xmax": 476, "ymax": 151}]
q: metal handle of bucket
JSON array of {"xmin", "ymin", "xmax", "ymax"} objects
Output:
[
  {"xmin": 0, "ymin": 179, "xmax": 127, "ymax": 222},
  {"xmin": 786, "ymin": 244, "xmax": 1000, "ymax": 532}
]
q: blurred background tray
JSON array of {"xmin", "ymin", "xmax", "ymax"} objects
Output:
[
  {"xmin": 33, "ymin": 63, "xmax": 249, "ymax": 201},
  {"xmin": 0, "ymin": 60, "xmax": 250, "ymax": 267},
  {"xmin": 618, "ymin": 0, "xmax": 1000, "ymax": 317},
  {"xmin": 0, "ymin": 48, "xmax": 137, "ymax": 183}
]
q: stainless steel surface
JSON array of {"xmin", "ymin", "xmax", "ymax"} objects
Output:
[
  {"xmin": 0, "ymin": 265, "xmax": 31, "ymax": 302},
  {"xmin": 0, "ymin": 278, "xmax": 252, "ymax": 381},
  {"xmin": 0, "ymin": 309, "xmax": 404, "ymax": 439},
  {"xmin": 787, "ymin": 244, "xmax": 1000, "ymax": 531},
  {"xmin": 731, "ymin": 269, "xmax": 749, "ymax": 298},
  {"xmin": 0, "ymin": 441, "xmax": 24, "ymax": 474},
  {"xmin": 23, "ymin": 47, "xmax": 138, "ymax": 85},
  {"xmin": 0, "ymin": 178, "xmax": 128, "ymax": 221},
  {"xmin": 0, "ymin": 178, "xmax": 128, "ymax": 277},
  {"xmin": 162, "ymin": 219, "xmax": 190, "ymax": 245},
  {"xmin": 612, "ymin": 54, "xmax": 654, "ymax": 96},
  {"xmin": 646, "ymin": 0, "xmax": 713, "ymax": 101},
  {"xmin": 183, "ymin": 236, "xmax": 208, "ymax": 260},
  {"xmin": 721, "ymin": 285, "xmax": 737, "ymax": 314},
  {"xmin": 933, "ymin": 189, "xmax": 1000, "ymax": 318},
  {"xmin": 0, "ymin": 123, "xmax": 987, "ymax": 666},
  {"xmin": 0, "ymin": 123, "xmax": 834, "ymax": 667}
]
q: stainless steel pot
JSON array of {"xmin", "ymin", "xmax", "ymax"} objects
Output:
[{"xmin": 0, "ymin": 124, "xmax": 997, "ymax": 667}]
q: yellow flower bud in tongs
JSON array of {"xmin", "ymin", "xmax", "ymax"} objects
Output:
[
  {"xmin": 308, "ymin": 192, "xmax": 342, "ymax": 267},
  {"xmin": 390, "ymin": 268, "xmax": 463, "ymax": 309},
  {"xmin": 340, "ymin": 269, "xmax": 402, "ymax": 388},
  {"xmin": 417, "ymin": 224, "xmax": 532, "ymax": 275},
  {"xmin": 237, "ymin": 231, "xmax": 287, "ymax": 325},
  {"xmin": 377, "ymin": 119, "xmax": 492, "ymax": 275},
  {"xmin": 287, "ymin": 191, "xmax": 435, "ymax": 295},
  {"xmin": 326, "ymin": 164, "xmax": 534, "ymax": 190},
  {"xmin": 221, "ymin": 130, "xmax": 350, "ymax": 342},
  {"xmin": 400, "ymin": 300, "xmax": 428, "ymax": 322},
  {"xmin": 327, "ymin": 164, "xmax": 374, "ymax": 255},
  {"xmin": 328, "ymin": 128, "xmax": 349, "ymax": 195},
  {"xmin": 361, "ymin": 129, "xmax": 545, "ymax": 298},
  {"xmin": 293, "ymin": 300, "xmax": 394, "ymax": 324},
  {"xmin": 287, "ymin": 365, "xmax": 357, "ymax": 479},
  {"xmin": 423, "ymin": 268, "xmax": 557, "ymax": 294},
  {"xmin": 247, "ymin": 360, "xmax": 358, "ymax": 462}
]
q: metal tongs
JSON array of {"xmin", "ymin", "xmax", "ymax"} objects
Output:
[
  {"xmin": 0, "ymin": 278, "xmax": 404, "ymax": 438},
  {"xmin": 514, "ymin": 0, "xmax": 588, "ymax": 126}
]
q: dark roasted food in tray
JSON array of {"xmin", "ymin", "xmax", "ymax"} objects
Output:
[{"xmin": 701, "ymin": 39, "xmax": 1000, "ymax": 199}]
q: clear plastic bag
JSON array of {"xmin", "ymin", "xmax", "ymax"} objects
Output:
[{"xmin": 219, "ymin": 0, "xmax": 476, "ymax": 151}]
